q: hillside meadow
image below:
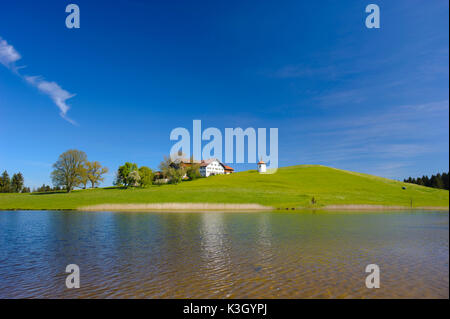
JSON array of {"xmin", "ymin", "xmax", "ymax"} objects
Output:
[{"xmin": 0, "ymin": 165, "xmax": 448, "ymax": 210}]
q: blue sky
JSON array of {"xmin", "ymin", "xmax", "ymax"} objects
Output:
[{"xmin": 0, "ymin": 0, "xmax": 448, "ymax": 188}]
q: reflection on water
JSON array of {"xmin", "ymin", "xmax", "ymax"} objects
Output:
[{"xmin": 0, "ymin": 210, "xmax": 448, "ymax": 298}]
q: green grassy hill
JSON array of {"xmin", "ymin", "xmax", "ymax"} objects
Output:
[{"xmin": 0, "ymin": 165, "xmax": 448, "ymax": 210}]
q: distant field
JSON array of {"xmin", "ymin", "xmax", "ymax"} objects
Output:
[{"xmin": 0, "ymin": 165, "xmax": 448, "ymax": 210}]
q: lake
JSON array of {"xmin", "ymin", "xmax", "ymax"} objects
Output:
[{"xmin": 0, "ymin": 210, "xmax": 448, "ymax": 298}]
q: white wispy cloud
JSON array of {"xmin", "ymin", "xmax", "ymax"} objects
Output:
[
  {"xmin": 24, "ymin": 76, "xmax": 77, "ymax": 125},
  {"xmin": 0, "ymin": 36, "xmax": 76, "ymax": 124},
  {"xmin": 0, "ymin": 37, "xmax": 21, "ymax": 70}
]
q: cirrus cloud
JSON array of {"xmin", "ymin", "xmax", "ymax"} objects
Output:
[
  {"xmin": 0, "ymin": 36, "xmax": 76, "ymax": 124},
  {"xmin": 24, "ymin": 76, "xmax": 77, "ymax": 125},
  {"xmin": 0, "ymin": 37, "xmax": 21, "ymax": 70}
]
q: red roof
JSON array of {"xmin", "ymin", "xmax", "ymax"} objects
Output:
[
  {"xmin": 222, "ymin": 165, "xmax": 234, "ymax": 171},
  {"xmin": 258, "ymin": 160, "xmax": 265, "ymax": 165},
  {"xmin": 199, "ymin": 159, "xmax": 216, "ymax": 167}
]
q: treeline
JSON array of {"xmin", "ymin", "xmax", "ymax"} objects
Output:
[
  {"xmin": 1, "ymin": 149, "xmax": 110, "ymax": 194},
  {"xmin": 0, "ymin": 171, "xmax": 29, "ymax": 193},
  {"xmin": 32, "ymin": 185, "xmax": 63, "ymax": 193},
  {"xmin": 113, "ymin": 154, "xmax": 203, "ymax": 187},
  {"xmin": 0, "ymin": 171, "xmax": 63, "ymax": 194},
  {"xmin": 2, "ymin": 151, "xmax": 205, "ymax": 194},
  {"xmin": 404, "ymin": 172, "xmax": 449, "ymax": 190}
]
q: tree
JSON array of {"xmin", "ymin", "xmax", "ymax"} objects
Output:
[
  {"xmin": 443, "ymin": 172, "xmax": 449, "ymax": 190},
  {"xmin": 158, "ymin": 155, "xmax": 172, "ymax": 176},
  {"xmin": 127, "ymin": 170, "xmax": 141, "ymax": 187},
  {"xmin": 11, "ymin": 172, "xmax": 24, "ymax": 193},
  {"xmin": 0, "ymin": 170, "xmax": 11, "ymax": 193},
  {"xmin": 186, "ymin": 163, "xmax": 201, "ymax": 180},
  {"xmin": 168, "ymin": 167, "xmax": 185, "ymax": 184},
  {"xmin": 51, "ymin": 149, "xmax": 87, "ymax": 192},
  {"xmin": 79, "ymin": 164, "xmax": 89, "ymax": 189},
  {"xmin": 87, "ymin": 161, "xmax": 108, "ymax": 188},
  {"xmin": 138, "ymin": 166, "xmax": 153, "ymax": 187},
  {"xmin": 22, "ymin": 187, "xmax": 31, "ymax": 193},
  {"xmin": 115, "ymin": 162, "xmax": 138, "ymax": 187},
  {"xmin": 159, "ymin": 155, "xmax": 185, "ymax": 184},
  {"xmin": 433, "ymin": 173, "xmax": 445, "ymax": 189}
]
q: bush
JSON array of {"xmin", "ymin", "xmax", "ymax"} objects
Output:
[{"xmin": 138, "ymin": 166, "xmax": 153, "ymax": 187}]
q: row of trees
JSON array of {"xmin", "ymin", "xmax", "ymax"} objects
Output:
[
  {"xmin": 404, "ymin": 172, "xmax": 449, "ymax": 190},
  {"xmin": 4, "ymin": 152, "xmax": 203, "ymax": 193},
  {"xmin": 113, "ymin": 155, "xmax": 203, "ymax": 187},
  {"xmin": 0, "ymin": 170, "xmax": 64, "ymax": 194},
  {"xmin": 32, "ymin": 184, "xmax": 62, "ymax": 193},
  {"xmin": 51, "ymin": 150, "xmax": 109, "ymax": 192},
  {"xmin": 0, "ymin": 171, "xmax": 26, "ymax": 193}
]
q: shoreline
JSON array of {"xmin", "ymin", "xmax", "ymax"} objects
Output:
[
  {"xmin": 79, "ymin": 203, "xmax": 274, "ymax": 211},
  {"xmin": 322, "ymin": 204, "xmax": 449, "ymax": 211},
  {"xmin": 1, "ymin": 203, "xmax": 448, "ymax": 212},
  {"xmin": 76, "ymin": 203, "xmax": 449, "ymax": 212}
]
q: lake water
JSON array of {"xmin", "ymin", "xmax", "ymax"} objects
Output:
[{"xmin": 0, "ymin": 210, "xmax": 448, "ymax": 298}]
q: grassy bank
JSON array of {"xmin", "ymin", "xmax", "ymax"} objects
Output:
[{"xmin": 0, "ymin": 165, "xmax": 448, "ymax": 210}]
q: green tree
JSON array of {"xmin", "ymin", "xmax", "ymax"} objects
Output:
[
  {"xmin": 443, "ymin": 172, "xmax": 449, "ymax": 190},
  {"xmin": 87, "ymin": 161, "xmax": 108, "ymax": 188},
  {"xmin": 51, "ymin": 149, "xmax": 87, "ymax": 192},
  {"xmin": 21, "ymin": 187, "xmax": 31, "ymax": 193},
  {"xmin": 0, "ymin": 170, "xmax": 11, "ymax": 193},
  {"xmin": 186, "ymin": 163, "xmax": 201, "ymax": 180},
  {"xmin": 11, "ymin": 172, "xmax": 24, "ymax": 193},
  {"xmin": 168, "ymin": 167, "xmax": 185, "ymax": 184},
  {"xmin": 79, "ymin": 164, "xmax": 89, "ymax": 189},
  {"xmin": 158, "ymin": 155, "xmax": 172, "ymax": 176},
  {"xmin": 128, "ymin": 170, "xmax": 141, "ymax": 187},
  {"xmin": 159, "ymin": 155, "xmax": 185, "ymax": 184},
  {"xmin": 138, "ymin": 166, "xmax": 153, "ymax": 187},
  {"xmin": 115, "ymin": 162, "xmax": 138, "ymax": 187},
  {"xmin": 431, "ymin": 174, "xmax": 444, "ymax": 189}
]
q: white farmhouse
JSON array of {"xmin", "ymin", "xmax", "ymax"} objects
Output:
[
  {"xmin": 171, "ymin": 158, "xmax": 234, "ymax": 178},
  {"xmin": 199, "ymin": 159, "xmax": 224, "ymax": 177}
]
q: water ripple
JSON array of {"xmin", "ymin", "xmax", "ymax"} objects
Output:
[{"xmin": 0, "ymin": 210, "xmax": 448, "ymax": 298}]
